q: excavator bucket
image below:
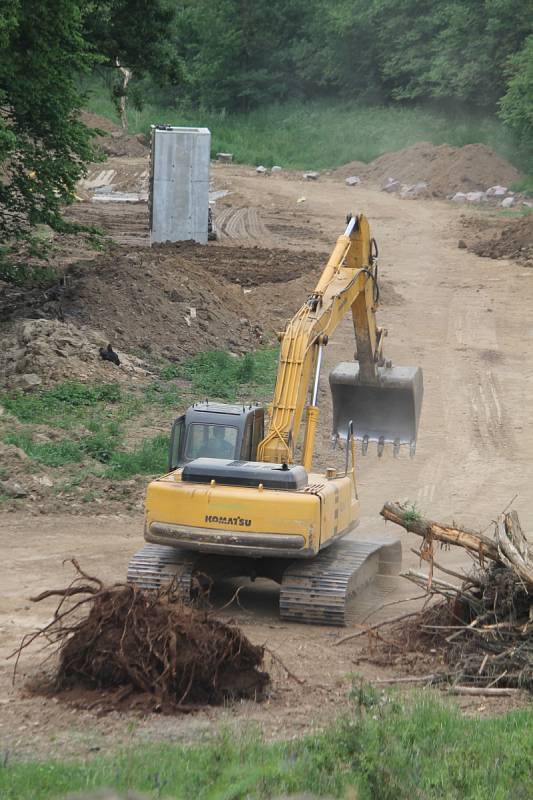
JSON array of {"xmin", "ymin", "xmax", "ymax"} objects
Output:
[{"xmin": 329, "ymin": 363, "xmax": 423, "ymax": 454}]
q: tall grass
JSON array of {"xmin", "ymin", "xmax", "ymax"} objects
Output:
[
  {"xmin": 2, "ymin": 689, "xmax": 533, "ymax": 799},
  {"xmin": 83, "ymin": 82, "xmax": 531, "ymax": 174}
]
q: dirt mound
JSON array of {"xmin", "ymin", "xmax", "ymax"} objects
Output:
[
  {"xmin": 334, "ymin": 142, "xmax": 521, "ymax": 197},
  {"xmin": 0, "ymin": 319, "xmax": 151, "ymax": 390},
  {"xmin": 80, "ymin": 111, "xmax": 148, "ymax": 159},
  {"xmin": 471, "ymin": 215, "xmax": 533, "ymax": 266},
  {"xmin": 58, "ymin": 242, "xmax": 326, "ymax": 360},
  {"xmin": 19, "ymin": 565, "xmax": 269, "ymax": 712}
]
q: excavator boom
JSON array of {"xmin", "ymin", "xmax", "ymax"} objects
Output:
[{"xmin": 258, "ymin": 214, "xmax": 423, "ymax": 466}]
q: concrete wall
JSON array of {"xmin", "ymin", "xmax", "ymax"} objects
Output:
[{"xmin": 150, "ymin": 126, "xmax": 211, "ymax": 245}]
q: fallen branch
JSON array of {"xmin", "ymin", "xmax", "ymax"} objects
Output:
[
  {"xmin": 333, "ymin": 611, "xmax": 420, "ymax": 647},
  {"xmin": 381, "ymin": 501, "xmax": 500, "ymax": 561},
  {"xmin": 447, "ymin": 686, "xmax": 520, "ymax": 697}
]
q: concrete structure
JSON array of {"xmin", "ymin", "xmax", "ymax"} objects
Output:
[{"xmin": 150, "ymin": 126, "xmax": 211, "ymax": 245}]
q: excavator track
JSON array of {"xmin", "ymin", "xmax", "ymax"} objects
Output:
[
  {"xmin": 279, "ymin": 537, "xmax": 401, "ymax": 626},
  {"xmin": 127, "ymin": 543, "xmax": 198, "ymax": 598}
]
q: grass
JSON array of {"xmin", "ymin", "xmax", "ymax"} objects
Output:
[
  {"xmin": 0, "ymin": 381, "xmax": 122, "ymax": 427},
  {"xmin": 180, "ymin": 348, "xmax": 279, "ymax": 400},
  {"xmin": 2, "ymin": 688, "xmax": 533, "ymax": 799},
  {"xmin": 0, "ymin": 350, "xmax": 278, "ymax": 480},
  {"xmin": 83, "ymin": 82, "xmax": 532, "ymax": 176},
  {"xmin": 104, "ymin": 433, "xmax": 169, "ymax": 479}
]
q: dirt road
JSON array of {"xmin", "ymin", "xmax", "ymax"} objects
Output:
[{"xmin": 2, "ymin": 166, "xmax": 533, "ymax": 759}]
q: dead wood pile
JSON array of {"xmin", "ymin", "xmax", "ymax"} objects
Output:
[
  {"xmin": 14, "ymin": 561, "xmax": 269, "ymax": 711},
  {"xmin": 378, "ymin": 502, "xmax": 533, "ymax": 692}
]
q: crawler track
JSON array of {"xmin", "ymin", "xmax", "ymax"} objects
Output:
[
  {"xmin": 279, "ymin": 538, "xmax": 401, "ymax": 626},
  {"xmin": 127, "ymin": 543, "xmax": 198, "ymax": 598}
]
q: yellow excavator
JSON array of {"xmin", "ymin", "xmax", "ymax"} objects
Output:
[{"xmin": 128, "ymin": 214, "xmax": 423, "ymax": 625}]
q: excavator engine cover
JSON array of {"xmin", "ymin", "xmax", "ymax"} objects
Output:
[{"xmin": 329, "ymin": 363, "xmax": 423, "ymax": 450}]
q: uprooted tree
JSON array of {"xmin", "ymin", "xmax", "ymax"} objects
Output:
[
  {"xmin": 376, "ymin": 501, "xmax": 533, "ymax": 692},
  {"xmin": 12, "ymin": 560, "xmax": 269, "ymax": 712}
]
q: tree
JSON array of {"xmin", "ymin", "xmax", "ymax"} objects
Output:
[
  {"xmin": 83, "ymin": 0, "xmax": 182, "ymax": 128},
  {"xmin": 499, "ymin": 35, "xmax": 533, "ymax": 150},
  {"xmin": 0, "ymin": 0, "xmax": 97, "ymax": 242}
]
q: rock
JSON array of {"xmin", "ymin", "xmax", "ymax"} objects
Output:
[
  {"xmin": 303, "ymin": 171, "xmax": 320, "ymax": 181},
  {"xmin": 14, "ymin": 373, "xmax": 42, "ymax": 391},
  {"xmin": 458, "ymin": 240, "xmax": 467, "ymax": 249},
  {"xmin": 256, "ymin": 165, "xmax": 267, "ymax": 174},
  {"xmin": 1, "ymin": 480, "xmax": 28, "ymax": 498},
  {"xmin": 36, "ymin": 475, "xmax": 54, "ymax": 488},
  {"xmin": 216, "ymin": 152, "xmax": 233, "ymax": 163},
  {"xmin": 296, "ymin": 197, "xmax": 306, "ymax": 204},
  {"xmin": 501, "ymin": 196, "xmax": 517, "ymax": 208},
  {"xmin": 382, "ymin": 178, "xmax": 401, "ymax": 193},
  {"xmin": 400, "ymin": 181, "xmax": 429, "ymax": 199},
  {"xmin": 465, "ymin": 191, "xmax": 488, "ymax": 203},
  {"xmin": 271, "ymin": 165, "xmax": 282, "ymax": 173},
  {"xmin": 345, "ymin": 176, "xmax": 361, "ymax": 186},
  {"xmin": 189, "ymin": 307, "xmax": 197, "ymax": 320},
  {"xmin": 486, "ymin": 185, "xmax": 508, "ymax": 197},
  {"xmin": 451, "ymin": 192, "xmax": 468, "ymax": 203}
]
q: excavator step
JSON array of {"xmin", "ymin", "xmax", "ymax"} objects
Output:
[
  {"xmin": 279, "ymin": 537, "xmax": 401, "ymax": 626},
  {"xmin": 127, "ymin": 543, "xmax": 198, "ymax": 598}
]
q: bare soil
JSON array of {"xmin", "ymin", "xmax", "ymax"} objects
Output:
[
  {"xmin": 2, "ymin": 152, "xmax": 533, "ymax": 761},
  {"xmin": 470, "ymin": 214, "xmax": 533, "ymax": 266},
  {"xmin": 332, "ymin": 141, "xmax": 522, "ymax": 196}
]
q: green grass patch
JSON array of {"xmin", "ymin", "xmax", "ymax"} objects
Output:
[
  {"xmin": 104, "ymin": 434, "xmax": 169, "ymax": 479},
  {"xmin": 180, "ymin": 348, "xmax": 279, "ymax": 401},
  {"xmin": 0, "ymin": 382, "xmax": 122, "ymax": 427},
  {"xmin": 2, "ymin": 432, "xmax": 84, "ymax": 467},
  {"xmin": 84, "ymin": 86, "xmax": 532, "ymax": 176},
  {"xmin": 2, "ymin": 690, "xmax": 533, "ymax": 799}
]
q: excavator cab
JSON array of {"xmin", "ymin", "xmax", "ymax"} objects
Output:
[
  {"xmin": 330, "ymin": 363, "xmax": 423, "ymax": 455},
  {"xmin": 168, "ymin": 402, "xmax": 265, "ymax": 470}
]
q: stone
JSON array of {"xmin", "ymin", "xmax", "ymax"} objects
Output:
[
  {"xmin": 451, "ymin": 192, "xmax": 468, "ymax": 203},
  {"xmin": 255, "ymin": 165, "xmax": 267, "ymax": 174},
  {"xmin": 1, "ymin": 480, "xmax": 28, "ymax": 498},
  {"xmin": 382, "ymin": 178, "xmax": 401, "ymax": 193},
  {"xmin": 486, "ymin": 185, "xmax": 508, "ymax": 197},
  {"xmin": 36, "ymin": 475, "xmax": 54, "ymax": 488},
  {"xmin": 303, "ymin": 171, "xmax": 320, "ymax": 180},
  {"xmin": 345, "ymin": 176, "xmax": 361, "ymax": 186},
  {"xmin": 501, "ymin": 196, "xmax": 516, "ymax": 208},
  {"xmin": 189, "ymin": 307, "xmax": 197, "ymax": 319},
  {"xmin": 216, "ymin": 152, "xmax": 233, "ymax": 163},
  {"xmin": 271, "ymin": 165, "xmax": 282, "ymax": 173},
  {"xmin": 14, "ymin": 373, "xmax": 42, "ymax": 391},
  {"xmin": 296, "ymin": 197, "xmax": 306, "ymax": 204},
  {"xmin": 465, "ymin": 191, "xmax": 488, "ymax": 203},
  {"xmin": 400, "ymin": 181, "xmax": 428, "ymax": 199},
  {"xmin": 458, "ymin": 240, "xmax": 467, "ymax": 249}
]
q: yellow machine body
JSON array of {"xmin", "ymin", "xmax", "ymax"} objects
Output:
[{"xmin": 144, "ymin": 468, "xmax": 359, "ymax": 559}]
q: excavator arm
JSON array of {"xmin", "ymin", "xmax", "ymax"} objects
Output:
[{"xmin": 258, "ymin": 214, "xmax": 422, "ymax": 468}]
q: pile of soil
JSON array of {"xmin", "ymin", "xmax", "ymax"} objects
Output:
[
  {"xmin": 57, "ymin": 241, "xmax": 326, "ymax": 360},
  {"xmin": 471, "ymin": 215, "xmax": 533, "ymax": 266},
  {"xmin": 80, "ymin": 112, "xmax": 148, "ymax": 159},
  {"xmin": 334, "ymin": 142, "xmax": 522, "ymax": 197},
  {"xmin": 22, "ymin": 569, "xmax": 269, "ymax": 712},
  {"xmin": 0, "ymin": 319, "xmax": 151, "ymax": 390}
]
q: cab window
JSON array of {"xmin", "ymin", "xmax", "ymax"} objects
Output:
[{"xmin": 184, "ymin": 423, "xmax": 238, "ymax": 461}]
